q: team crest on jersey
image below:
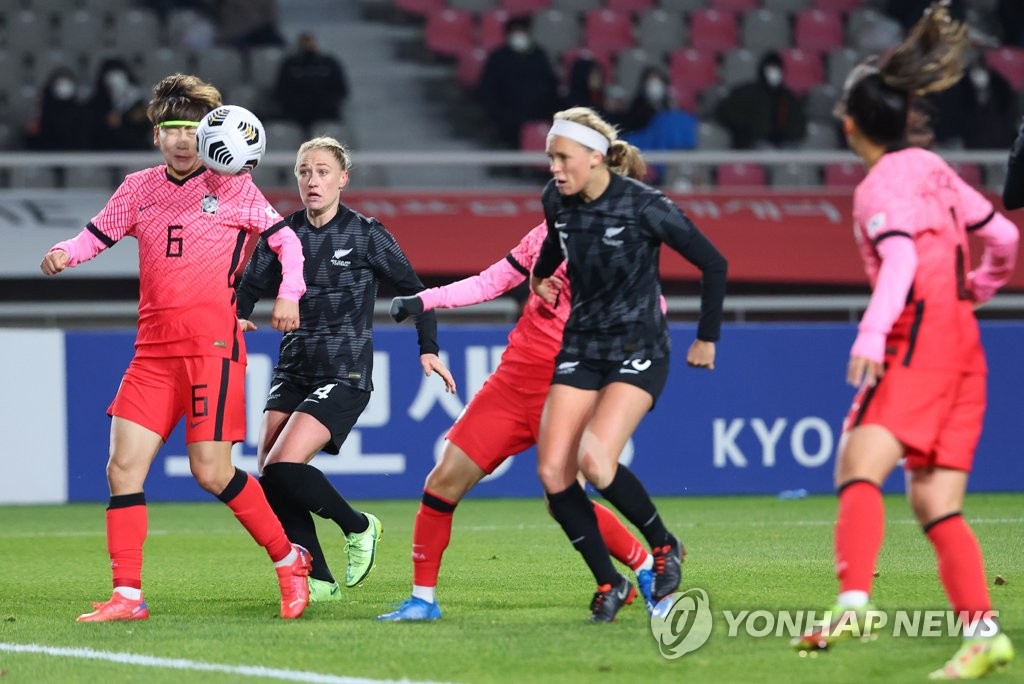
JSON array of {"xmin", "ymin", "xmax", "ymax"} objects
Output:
[
  {"xmin": 602, "ymin": 225, "xmax": 626, "ymax": 247},
  {"xmin": 264, "ymin": 204, "xmax": 280, "ymax": 219},
  {"xmin": 201, "ymin": 194, "xmax": 218, "ymax": 215},
  {"xmin": 331, "ymin": 247, "xmax": 353, "ymax": 267},
  {"xmin": 866, "ymin": 212, "xmax": 886, "ymax": 239}
]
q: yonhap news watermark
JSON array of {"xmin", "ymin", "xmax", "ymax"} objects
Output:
[{"xmin": 649, "ymin": 588, "xmax": 1001, "ymax": 659}]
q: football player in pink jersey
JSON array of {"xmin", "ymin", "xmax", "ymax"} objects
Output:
[
  {"xmin": 377, "ymin": 147, "xmax": 664, "ymax": 622},
  {"xmin": 40, "ymin": 74, "xmax": 314, "ymax": 622},
  {"xmin": 791, "ymin": 5, "xmax": 1018, "ymax": 679}
]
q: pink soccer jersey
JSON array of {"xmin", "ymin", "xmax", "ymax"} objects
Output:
[
  {"xmin": 504, "ymin": 222, "xmax": 571, "ymax": 365},
  {"xmin": 852, "ymin": 148, "xmax": 990, "ymax": 371},
  {"xmin": 81, "ymin": 167, "xmax": 288, "ymax": 360}
]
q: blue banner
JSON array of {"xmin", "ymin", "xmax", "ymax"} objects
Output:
[{"xmin": 65, "ymin": 323, "xmax": 1024, "ymax": 502}]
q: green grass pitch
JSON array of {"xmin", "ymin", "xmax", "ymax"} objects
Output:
[{"xmin": 0, "ymin": 494, "xmax": 1020, "ymax": 683}]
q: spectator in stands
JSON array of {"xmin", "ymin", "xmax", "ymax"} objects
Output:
[
  {"xmin": 961, "ymin": 59, "xmax": 1019, "ymax": 150},
  {"xmin": 999, "ymin": 0, "xmax": 1024, "ymax": 46},
  {"xmin": 478, "ymin": 16, "xmax": 559, "ymax": 149},
  {"xmin": 85, "ymin": 58, "xmax": 151, "ymax": 151},
  {"xmin": 714, "ymin": 51, "xmax": 806, "ymax": 150},
  {"xmin": 906, "ymin": 99, "xmax": 936, "ymax": 149},
  {"xmin": 218, "ymin": 0, "xmax": 284, "ymax": 50},
  {"xmin": 275, "ymin": 32, "xmax": 350, "ymax": 137},
  {"xmin": 619, "ymin": 67, "xmax": 697, "ymax": 183},
  {"xmin": 27, "ymin": 66, "xmax": 88, "ymax": 151},
  {"xmin": 563, "ymin": 55, "xmax": 607, "ymax": 113}
]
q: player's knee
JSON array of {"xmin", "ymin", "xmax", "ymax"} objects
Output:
[
  {"xmin": 537, "ymin": 462, "xmax": 572, "ymax": 492},
  {"xmin": 190, "ymin": 463, "xmax": 232, "ymax": 494}
]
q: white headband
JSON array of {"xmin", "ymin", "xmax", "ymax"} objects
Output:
[{"xmin": 547, "ymin": 119, "xmax": 609, "ymax": 155}]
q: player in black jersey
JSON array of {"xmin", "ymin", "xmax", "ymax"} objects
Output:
[
  {"xmin": 236, "ymin": 136, "xmax": 456, "ymax": 602},
  {"xmin": 531, "ymin": 107, "xmax": 727, "ymax": 622}
]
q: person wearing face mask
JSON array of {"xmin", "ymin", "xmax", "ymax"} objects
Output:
[
  {"xmin": 85, "ymin": 58, "xmax": 151, "ymax": 150},
  {"xmin": 274, "ymin": 31, "xmax": 350, "ymax": 138},
  {"xmin": 478, "ymin": 15, "xmax": 559, "ymax": 149},
  {"xmin": 714, "ymin": 51, "xmax": 807, "ymax": 150},
  {"xmin": 618, "ymin": 67, "xmax": 697, "ymax": 182},
  {"xmin": 27, "ymin": 66, "xmax": 88, "ymax": 151},
  {"xmin": 961, "ymin": 60, "xmax": 1018, "ymax": 150}
]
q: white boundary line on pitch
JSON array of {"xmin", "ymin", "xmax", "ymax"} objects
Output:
[{"xmin": 0, "ymin": 643, "xmax": 449, "ymax": 684}]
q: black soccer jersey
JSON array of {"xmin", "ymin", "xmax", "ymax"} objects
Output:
[
  {"xmin": 236, "ymin": 205, "xmax": 439, "ymax": 391},
  {"xmin": 533, "ymin": 173, "xmax": 727, "ymax": 361}
]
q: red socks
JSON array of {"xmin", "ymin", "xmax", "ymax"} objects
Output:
[
  {"xmin": 412, "ymin": 491, "xmax": 457, "ymax": 587},
  {"xmin": 107, "ymin": 500, "xmax": 147, "ymax": 590},
  {"xmin": 592, "ymin": 501, "xmax": 647, "ymax": 571},
  {"xmin": 834, "ymin": 480, "xmax": 884, "ymax": 594},
  {"xmin": 221, "ymin": 471, "xmax": 293, "ymax": 562},
  {"xmin": 926, "ymin": 513, "xmax": 992, "ymax": 616}
]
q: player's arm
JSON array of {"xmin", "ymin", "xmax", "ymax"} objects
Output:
[
  {"xmin": 41, "ymin": 178, "xmax": 135, "ymax": 275},
  {"xmin": 640, "ymin": 194, "xmax": 727, "ymax": 349},
  {"xmin": 369, "ymin": 222, "xmax": 455, "ymax": 392},
  {"xmin": 391, "ymin": 256, "xmax": 527, "ymax": 322},
  {"xmin": 261, "ymin": 223, "xmax": 304, "ymax": 332},
  {"xmin": 955, "ymin": 175, "xmax": 1020, "ymax": 304},
  {"xmin": 235, "ymin": 236, "xmax": 283, "ymax": 330},
  {"xmin": 1003, "ymin": 117, "xmax": 1024, "ymax": 210},
  {"xmin": 531, "ymin": 188, "xmax": 566, "ymax": 305},
  {"xmin": 848, "ymin": 232, "xmax": 917, "ymax": 388}
]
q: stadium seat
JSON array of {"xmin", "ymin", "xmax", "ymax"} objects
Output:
[
  {"xmin": 669, "ymin": 48, "xmax": 719, "ymax": 95},
  {"xmin": 23, "ymin": 0, "xmax": 66, "ymax": 22},
  {"xmin": 845, "ymin": 8, "xmax": 901, "ymax": 53},
  {"xmin": 28, "ymin": 49, "xmax": 78, "ymax": 88},
  {"xmin": 0, "ymin": 52, "xmax": 21, "ymax": 93},
  {"xmin": 222, "ymin": 83, "xmax": 261, "ymax": 112},
  {"xmin": 249, "ymin": 163, "xmax": 288, "ymax": 190},
  {"xmin": 697, "ymin": 82, "xmax": 730, "ymax": 117},
  {"xmin": 425, "ymin": 9, "xmax": 475, "ymax": 59},
  {"xmin": 768, "ymin": 162, "xmax": 821, "ymax": 187},
  {"xmin": 718, "ymin": 49, "xmax": 757, "ymax": 88},
  {"xmin": 697, "ymin": 121, "xmax": 731, "ymax": 149},
  {"xmin": 710, "ymin": 0, "xmax": 759, "ymax": 11},
  {"xmin": 826, "ymin": 47, "xmax": 861, "ymax": 91},
  {"xmin": 194, "ymin": 47, "xmax": 246, "ymax": 88},
  {"xmin": 5, "ymin": 11, "xmax": 48, "ymax": 61},
  {"xmin": 741, "ymin": 9, "xmax": 792, "ymax": 58},
  {"xmin": 5, "ymin": 84, "xmax": 37, "ymax": 128},
  {"xmin": 138, "ymin": 47, "xmax": 191, "ymax": 92},
  {"xmin": 248, "ymin": 46, "xmax": 285, "ymax": 91},
  {"xmin": 583, "ymin": 10, "xmax": 635, "ymax": 62},
  {"xmin": 531, "ymin": 9, "xmax": 583, "ymax": 61},
  {"xmin": 562, "ymin": 48, "xmax": 613, "ymax": 86},
  {"xmin": 310, "ymin": 119, "xmax": 354, "ymax": 145},
  {"xmin": 551, "ymin": 0, "xmax": 603, "ymax": 12},
  {"xmin": 763, "ymin": 0, "xmax": 812, "ymax": 12},
  {"xmin": 689, "ymin": 9, "xmax": 739, "ymax": 55},
  {"xmin": 519, "ymin": 119, "xmax": 551, "ymax": 151},
  {"xmin": 801, "ymin": 121, "xmax": 839, "ymax": 149},
  {"xmin": 57, "ymin": 10, "xmax": 107, "ymax": 55},
  {"xmin": 614, "ymin": 47, "xmax": 652, "ymax": 97},
  {"xmin": 109, "ymin": 9, "xmax": 164, "ymax": 58},
  {"xmin": 781, "ymin": 48, "xmax": 823, "ymax": 96},
  {"xmin": 448, "ymin": 0, "xmax": 500, "ymax": 11},
  {"xmin": 479, "ymin": 9, "xmax": 509, "ymax": 52},
  {"xmin": 805, "ymin": 83, "xmax": 840, "ymax": 122},
  {"xmin": 395, "ymin": 0, "xmax": 446, "ymax": 18},
  {"xmin": 660, "ymin": 0, "xmax": 710, "ymax": 10},
  {"xmin": 607, "ymin": 0, "xmax": 656, "ymax": 13},
  {"xmin": 264, "ymin": 120, "xmax": 305, "ymax": 152},
  {"xmin": 984, "ymin": 163, "xmax": 1008, "ymax": 192},
  {"xmin": 635, "ymin": 9, "xmax": 687, "ymax": 60},
  {"xmin": 824, "ymin": 161, "xmax": 865, "ymax": 187},
  {"xmin": 9, "ymin": 165, "xmax": 57, "ymax": 189},
  {"xmin": 456, "ymin": 46, "xmax": 489, "ymax": 89},
  {"xmin": 64, "ymin": 166, "xmax": 118, "ymax": 189},
  {"xmin": 794, "ymin": 9, "xmax": 844, "ymax": 54},
  {"xmin": 501, "ymin": 0, "xmax": 553, "ymax": 12},
  {"xmin": 985, "ymin": 47, "xmax": 1024, "ymax": 92},
  {"xmin": 716, "ymin": 162, "xmax": 766, "ymax": 187}
]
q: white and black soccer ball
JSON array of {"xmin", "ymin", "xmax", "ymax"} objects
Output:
[{"xmin": 197, "ymin": 104, "xmax": 266, "ymax": 175}]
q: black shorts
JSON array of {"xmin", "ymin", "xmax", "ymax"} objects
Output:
[
  {"xmin": 265, "ymin": 377, "xmax": 370, "ymax": 455},
  {"xmin": 549, "ymin": 353, "xmax": 670, "ymax": 407}
]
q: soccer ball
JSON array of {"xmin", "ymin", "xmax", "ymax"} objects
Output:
[{"xmin": 197, "ymin": 104, "xmax": 266, "ymax": 175}]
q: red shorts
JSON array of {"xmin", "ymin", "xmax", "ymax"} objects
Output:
[
  {"xmin": 844, "ymin": 366, "xmax": 986, "ymax": 472},
  {"xmin": 445, "ymin": 369, "xmax": 549, "ymax": 474},
  {"xmin": 108, "ymin": 355, "xmax": 246, "ymax": 444}
]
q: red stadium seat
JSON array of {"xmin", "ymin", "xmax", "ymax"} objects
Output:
[
  {"xmin": 949, "ymin": 162, "xmax": 983, "ymax": 188},
  {"xmin": 781, "ymin": 48, "xmax": 824, "ymax": 96},
  {"xmin": 479, "ymin": 9, "xmax": 509, "ymax": 51},
  {"xmin": 985, "ymin": 47, "xmax": 1024, "ymax": 91},
  {"xmin": 425, "ymin": 8, "xmax": 476, "ymax": 59},
  {"xmin": 562, "ymin": 48, "xmax": 614, "ymax": 87},
  {"xmin": 520, "ymin": 119, "xmax": 552, "ymax": 152},
  {"xmin": 716, "ymin": 163, "xmax": 766, "ymax": 187},
  {"xmin": 794, "ymin": 9, "xmax": 844, "ymax": 54},
  {"xmin": 606, "ymin": 0, "xmax": 655, "ymax": 13},
  {"xmin": 689, "ymin": 9, "xmax": 739, "ymax": 56},
  {"xmin": 583, "ymin": 9, "xmax": 635, "ymax": 61},
  {"xmin": 501, "ymin": 0, "xmax": 552, "ymax": 12},
  {"xmin": 456, "ymin": 46, "xmax": 489, "ymax": 89},
  {"xmin": 669, "ymin": 48, "xmax": 719, "ymax": 94},
  {"xmin": 396, "ymin": 0, "xmax": 445, "ymax": 18},
  {"xmin": 710, "ymin": 0, "xmax": 759, "ymax": 11},
  {"xmin": 824, "ymin": 162, "xmax": 866, "ymax": 187}
]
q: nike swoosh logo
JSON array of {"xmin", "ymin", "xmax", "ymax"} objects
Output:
[
  {"xmin": 190, "ymin": 419, "xmax": 207, "ymax": 429},
  {"xmin": 617, "ymin": 583, "xmax": 629, "ymax": 600},
  {"xmin": 554, "ymin": 222, "xmax": 567, "ymax": 228},
  {"xmin": 268, "ymin": 382, "xmax": 283, "ymax": 395}
]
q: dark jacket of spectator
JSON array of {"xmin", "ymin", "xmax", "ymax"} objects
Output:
[
  {"xmin": 714, "ymin": 52, "xmax": 806, "ymax": 149},
  {"xmin": 275, "ymin": 32, "xmax": 350, "ymax": 134},
  {"xmin": 85, "ymin": 58, "xmax": 151, "ymax": 150},
  {"xmin": 27, "ymin": 66, "xmax": 88, "ymax": 151}
]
